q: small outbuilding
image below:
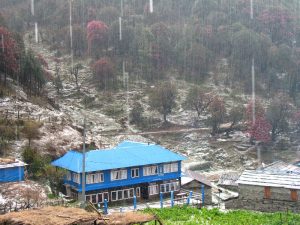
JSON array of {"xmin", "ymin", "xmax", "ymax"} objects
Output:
[
  {"xmin": 181, "ymin": 170, "xmax": 212, "ymax": 205},
  {"xmin": 226, "ymin": 169, "xmax": 300, "ymax": 212},
  {"xmin": 0, "ymin": 158, "xmax": 26, "ymax": 183}
]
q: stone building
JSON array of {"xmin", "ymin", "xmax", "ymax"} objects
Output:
[
  {"xmin": 181, "ymin": 170, "xmax": 212, "ymax": 205},
  {"xmin": 226, "ymin": 169, "xmax": 300, "ymax": 212}
]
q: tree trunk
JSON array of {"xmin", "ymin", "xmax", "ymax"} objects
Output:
[{"xmin": 163, "ymin": 114, "xmax": 167, "ymax": 123}]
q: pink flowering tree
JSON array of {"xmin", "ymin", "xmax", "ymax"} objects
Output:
[{"xmin": 87, "ymin": 20, "xmax": 108, "ymax": 57}]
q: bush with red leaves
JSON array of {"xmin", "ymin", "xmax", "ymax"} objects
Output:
[
  {"xmin": 87, "ymin": 20, "xmax": 108, "ymax": 56},
  {"xmin": 92, "ymin": 57, "xmax": 115, "ymax": 89}
]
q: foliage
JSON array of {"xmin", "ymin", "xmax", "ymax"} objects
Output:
[
  {"xmin": 246, "ymin": 100, "xmax": 271, "ymax": 143},
  {"xmin": 185, "ymin": 87, "xmax": 213, "ymax": 117},
  {"xmin": 44, "ymin": 165, "xmax": 66, "ymax": 196},
  {"xmin": 266, "ymin": 93, "xmax": 293, "ymax": 141},
  {"xmin": 87, "ymin": 20, "xmax": 109, "ymax": 57},
  {"xmin": 22, "ymin": 146, "xmax": 50, "ymax": 179},
  {"xmin": 22, "ymin": 120, "xmax": 41, "ymax": 146},
  {"xmin": 92, "ymin": 57, "xmax": 115, "ymax": 90},
  {"xmin": 149, "ymin": 82, "xmax": 177, "ymax": 123},
  {"xmin": 228, "ymin": 104, "xmax": 245, "ymax": 127},
  {"xmin": 144, "ymin": 206, "xmax": 300, "ymax": 225},
  {"xmin": 21, "ymin": 50, "xmax": 47, "ymax": 96},
  {"xmin": 130, "ymin": 102, "xmax": 144, "ymax": 125},
  {"xmin": 207, "ymin": 96, "xmax": 226, "ymax": 135},
  {"xmin": 0, "ymin": 26, "xmax": 19, "ymax": 83}
]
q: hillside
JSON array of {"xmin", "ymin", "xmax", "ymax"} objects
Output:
[{"xmin": 0, "ymin": 0, "xmax": 300, "ymax": 178}]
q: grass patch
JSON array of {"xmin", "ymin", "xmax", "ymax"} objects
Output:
[{"xmin": 144, "ymin": 206, "xmax": 300, "ymax": 225}]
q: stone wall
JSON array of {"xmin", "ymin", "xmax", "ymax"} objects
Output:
[
  {"xmin": 225, "ymin": 184, "xmax": 300, "ymax": 213},
  {"xmin": 226, "ymin": 198, "xmax": 300, "ymax": 213}
]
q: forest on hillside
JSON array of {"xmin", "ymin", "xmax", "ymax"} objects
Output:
[{"xmin": 0, "ymin": 0, "xmax": 300, "ymax": 158}]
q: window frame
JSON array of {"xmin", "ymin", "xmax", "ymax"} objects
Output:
[
  {"xmin": 148, "ymin": 184, "xmax": 159, "ymax": 195},
  {"xmin": 111, "ymin": 169, "xmax": 127, "ymax": 181},
  {"xmin": 143, "ymin": 165, "xmax": 158, "ymax": 176},
  {"xmin": 131, "ymin": 168, "xmax": 140, "ymax": 178},
  {"xmin": 163, "ymin": 162, "xmax": 178, "ymax": 173},
  {"xmin": 86, "ymin": 172, "xmax": 104, "ymax": 184},
  {"xmin": 72, "ymin": 173, "xmax": 80, "ymax": 184}
]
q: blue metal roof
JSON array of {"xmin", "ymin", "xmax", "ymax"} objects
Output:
[{"xmin": 51, "ymin": 141, "xmax": 186, "ymax": 173}]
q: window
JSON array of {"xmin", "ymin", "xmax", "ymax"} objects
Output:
[
  {"xmin": 160, "ymin": 181, "xmax": 180, "ymax": 193},
  {"xmin": 149, "ymin": 184, "xmax": 159, "ymax": 195},
  {"xmin": 264, "ymin": 187, "xmax": 271, "ymax": 199},
  {"xmin": 136, "ymin": 187, "xmax": 140, "ymax": 197},
  {"xmin": 111, "ymin": 169, "xmax": 127, "ymax": 181},
  {"xmin": 143, "ymin": 165, "xmax": 158, "ymax": 176},
  {"xmin": 111, "ymin": 191, "xmax": 117, "ymax": 201},
  {"xmin": 98, "ymin": 193, "xmax": 103, "ymax": 203},
  {"xmin": 86, "ymin": 172, "xmax": 104, "ymax": 184},
  {"xmin": 91, "ymin": 194, "xmax": 97, "ymax": 203},
  {"xmin": 98, "ymin": 192, "xmax": 109, "ymax": 202},
  {"xmin": 66, "ymin": 171, "xmax": 71, "ymax": 181},
  {"xmin": 117, "ymin": 190, "xmax": 123, "ymax": 200},
  {"xmin": 124, "ymin": 189, "xmax": 129, "ymax": 199},
  {"xmin": 86, "ymin": 195, "xmax": 91, "ymax": 202},
  {"xmin": 163, "ymin": 162, "xmax": 178, "ymax": 173},
  {"xmin": 85, "ymin": 194, "xmax": 97, "ymax": 204},
  {"xmin": 129, "ymin": 188, "xmax": 134, "ymax": 198},
  {"xmin": 73, "ymin": 173, "xmax": 80, "ymax": 184},
  {"xmin": 291, "ymin": 189, "xmax": 298, "ymax": 201},
  {"xmin": 131, "ymin": 168, "xmax": 139, "ymax": 178},
  {"xmin": 111, "ymin": 188, "xmax": 135, "ymax": 201}
]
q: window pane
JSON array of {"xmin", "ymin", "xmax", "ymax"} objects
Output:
[
  {"xmin": 166, "ymin": 184, "xmax": 170, "ymax": 192},
  {"xmin": 98, "ymin": 193, "xmax": 103, "ymax": 203},
  {"xmin": 111, "ymin": 191, "xmax": 117, "ymax": 201},
  {"xmin": 86, "ymin": 195, "xmax": 91, "ymax": 202},
  {"xmin": 92, "ymin": 194, "xmax": 97, "ymax": 203},
  {"xmin": 136, "ymin": 169, "xmax": 139, "ymax": 177},
  {"xmin": 117, "ymin": 190, "xmax": 123, "ymax": 200},
  {"xmin": 160, "ymin": 184, "xmax": 165, "ymax": 193},
  {"xmin": 104, "ymin": 193, "xmax": 109, "ymax": 202},
  {"xmin": 129, "ymin": 189, "xmax": 134, "ymax": 198},
  {"xmin": 124, "ymin": 189, "xmax": 129, "ymax": 199},
  {"xmin": 136, "ymin": 187, "xmax": 140, "ymax": 197}
]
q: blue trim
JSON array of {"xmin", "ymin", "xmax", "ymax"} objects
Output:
[{"xmin": 64, "ymin": 162, "xmax": 182, "ymax": 192}]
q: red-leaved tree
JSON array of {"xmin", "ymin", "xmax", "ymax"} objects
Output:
[
  {"xmin": 246, "ymin": 100, "xmax": 271, "ymax": 143},
  {"xmin": 92, "ymin": 57, "xmax": 115, "ymax": 90},
  {"xmin": 0, "ymin": 26, "xmax": 19, "ymax": 84},
  {"xmin": 87, "ymin": 20, "xmax": 108, "ymax": 57}
]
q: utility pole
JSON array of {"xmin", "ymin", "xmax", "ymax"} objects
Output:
[{"xmin": 81, "ymin": 117, "xmax": 86, "ymax": 206}]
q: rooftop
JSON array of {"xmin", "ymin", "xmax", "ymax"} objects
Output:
[
  {"xmin": 51, "ymin": 141, "xmax": 186, "ymax": 173},
  {"xmin": 0, "ymin": 158, "xmax": 27, "ymax": 169},
  {"xmin": 258, "ymin": 161, "xmax": 300, "ymax": 174},
  {"xmin": 218, "ymin": 172, "xmax": 240, "ymax": 187},
  {"xmin": 237, "ymin": 170, "xmax": 300, "ymax": 190},
  {"xmin": 182, "ymin": 170, "xmax": 212, "ymax": 187}
]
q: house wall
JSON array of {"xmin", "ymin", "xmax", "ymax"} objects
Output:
[
  {"xmin": 226, "ymin": 184, "xmax": 300, "ymax": 212},
  {"xmin": 181, "ymin": 180, "xmax": 212, "ymax": 205},
  {"xmin": 0, "ymin": 166, "xmax": 24, "ymax": 183},
  {"xmin": 65, "ymin": 161, "xmax": 182, "ymax": 192}
]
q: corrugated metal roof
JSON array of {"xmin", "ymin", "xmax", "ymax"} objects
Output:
[
  {"xmin": 51, "ymin": 141, "xmax": 186, "ymax": 173},
  {"xmin": 218, "ymin": 172, "xmax": 240, "ymax": 186},
  {"xmin": 182, "ymin": 170, "xmax": 212, "ymax": 187},
  {"xmin": 237, "ymin": 170, "xmax": 300, "ymax": 190},
  {"xmin": 258, "ymin": 161, "xmax": 300, "ymax": 174}
]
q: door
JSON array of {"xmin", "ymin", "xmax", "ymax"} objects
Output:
[
  {"xmin": 264, "ymin": 186, "xmax": 271, "ymax": 199},
  {"xmin": 140, "ymin": 183, "xmax": 149, "ymax": 200},
  {"xmin": 291, "ymin": 189, "xmax": 298, "ymax": 201}
]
